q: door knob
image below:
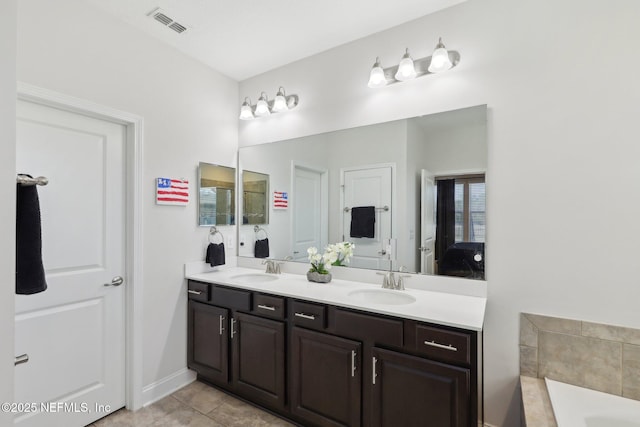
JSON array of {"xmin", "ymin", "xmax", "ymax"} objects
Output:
[
  {"xmin": 104, "ymin": 276, "xmax": 124, "ymax": 287},
  {"xmin": 377, "ymin": 249, "xmax": 387, "ymax": 255}
]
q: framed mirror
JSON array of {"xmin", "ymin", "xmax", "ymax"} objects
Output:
[
  {"xmin": 242, "ymin": 170, "xmax": 269, "ymax": 225},
  {"xmin": 198, "ymin": 162, "xmax": 236, "ymax": 226},
  {"xmin": 238, "ymin": 105, "xmax": 487, "ymax": 280}
]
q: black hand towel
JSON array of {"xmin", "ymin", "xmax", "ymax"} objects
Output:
[
  {"xmin": 254, "ymin": 238, "xmax": 270, "ymax": 258},
  {"xmin": 350, "ymin": 206, "xmax": 376, "ymax": 238},
  {"xmin": 16, "ymin": 178, "xmax": 48, "ymax": 294},
  {"xmin": 205, "ymin": 242, "xmax": 225, "ymax": 266}
]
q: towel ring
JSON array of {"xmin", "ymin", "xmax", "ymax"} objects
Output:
[
  {"xmin": 254, "ymin": 225, "xmax": 268, "ymax": 239},
  {"xmin": 208, "ymin": 226, "xmax": 224, "ymax": 244}
]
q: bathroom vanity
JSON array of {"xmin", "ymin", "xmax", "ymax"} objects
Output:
[{"xmin": 185, "ymin": 267, "xmax": 485, "ymax": 427}]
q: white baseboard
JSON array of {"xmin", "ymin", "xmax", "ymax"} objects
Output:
[{"xmin": 141, "ymin": 368, "xmax": 197, "ymax": 407}]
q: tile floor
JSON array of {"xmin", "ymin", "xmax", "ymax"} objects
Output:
[{"xmin": 88, "ymin": 381, "xmax": 295, "ymax": 427}]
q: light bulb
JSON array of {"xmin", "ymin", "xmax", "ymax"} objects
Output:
[
  {"xmin": 395, "ymin": 48, "xmax": 416, "ymax": 81},
  {"xmin": 428, "ymin": 38, "xmax": 453, "ymax": 73},
  {"xmin": 368, "ymin": 58, "xmax": 387, "ymax": 88},
  {"xmin": 239, "ymin": 98, "xmax": 254, "ymax": 120},
  {"xmin": 255, "ymin": 92, "xmax": 271, "ymax": 117},
  {"xmin": 272, "ymin": 87, "xmax": 288, "ymax": 112}
]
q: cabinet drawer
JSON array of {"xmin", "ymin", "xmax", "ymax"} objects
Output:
[
  {"xmin": 211, "ymin": 285, "xmax": 252, "ymax": 311},
  {"xmin": 414, "ymin": 324, "xmax": 471, "ymax": 366},
  {"xmin": 334, "ymin": 308, "xmax": 403, "ymax": 348},
  {"xmin": 187, "ymin": 281, "xmax": 210, "ymax": 302},
  {"xmin": 290, "ymin": 300, "xmax": 326, "ymax": 330},
  {"xmin": 253, "ymin": 294, "xmax": 286, "ymax": 319}
]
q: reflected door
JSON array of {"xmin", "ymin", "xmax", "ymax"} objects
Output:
[
  {"xmin": 15, "ymin": 100, "xmax": 126, "ymax": 426},
  {"xmin": 342, "ymin": 166, "xmax": 392, "ymax": 270},
  {"xmin": 292, "ymin": 166, "xmax": 326, "ymax": 261},
  {"xmin": 420, "ymin": 169, "xmax": 436, "ymax": 274}
]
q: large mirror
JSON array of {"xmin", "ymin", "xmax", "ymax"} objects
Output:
[
  {"xmin": 198, "ymin": 162, "xmax": 236, "ymax": 226},
  {"xmin": 238, "ymin": 105, "xmax": 487, "ymax": 279}
]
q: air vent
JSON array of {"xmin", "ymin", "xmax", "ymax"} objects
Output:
[
  {"xmin": 147, "ymin": 7, "xmax": 190, "ymax": 34},
  {"xmin": 168, "ymin": 22, "xmax": 187, "ymax": 34}
]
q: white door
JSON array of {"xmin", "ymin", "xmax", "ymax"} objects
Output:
[
  {"xmin": 420, "ymin": 169, "xmax": 436, "ymax": 274},
  {"xmin": 14, "ymin": 100, "xmax": 126, "ymax": 427},
  {"xmin": 342, "ymin": 166, "xmax": 392, "ymax": 270},
  {"xmin": 292, "ymin": 166, "xmax": 325, "ymax": 261}
]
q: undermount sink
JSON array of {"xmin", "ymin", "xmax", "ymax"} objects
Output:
[
  {"xmin": 230, "ymin": 273, "xmax": 279, "ymax": 283},
  {"xmin": 347, "ymin": 288, "xmax": 416, "ymax": 305}
]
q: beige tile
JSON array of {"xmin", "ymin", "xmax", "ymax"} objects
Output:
[
  {"xmin": 520, "ymin": 314, "xmax": 539, "ymax": 347},
  {"xmin": 525, "ymin": 313, "xmax": 581, "ymax": 335},
  {"xmin": 623, "ymin": 344, "xmax": 640, "ymax": 401},
  {"xmin": 520, "ymin": 345, "xmax": 538, "ymax": 377},
  {"xmin": 582, "ymin": 322, "xmax": 640, "ymax": 345},
  {"xmin": 93, "ymin": 407, "xmax": 158, "ymax": 426},
  {"xmin": 206, "ymin": 395, "xmax": 277, "ymax": 427},
  {"xmin": 520, "ymin": 376, "xmax": 557, "ymax": 427},
  {"xmin": 538, "ymin": 331, "xmax": 622, "ymax": 395},
  {"xmin": 171, "ymin": 380, "xmax": 230, "ymax": 414}
]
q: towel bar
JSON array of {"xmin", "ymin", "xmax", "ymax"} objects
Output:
[
  {"xmin": 344, "ymin": 205, "xmax": 389, "ymax": 212},
  {"xmin": 16, "ymin": 175, "xmax": 49, "ymax": 186}
]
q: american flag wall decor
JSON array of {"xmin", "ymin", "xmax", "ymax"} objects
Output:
[
  {"xmin": 156, "ymin": 178, "xmax": 189, "ymax": 206},
  {"xmin": 273, "ymin": 191, "xmax": 288, "ymax": 209}
]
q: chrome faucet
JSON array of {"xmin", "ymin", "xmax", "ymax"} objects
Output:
[
  {"xmin": 378, "ymin": 269, "xmax": 411, "ymax": 290},
  {"xmin": 380, "ymin": 272, "xmax": 396, "ymax": 289},
  {"xmin": 263, "ymin": 259, "xmax": 286, "ymax": 274},
  {"xmin": 263, "ymin": 260, "xmax": 278, "ymax": 274}
]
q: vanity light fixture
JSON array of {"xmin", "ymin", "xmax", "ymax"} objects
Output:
[
  {"xmin": 368, "ymin": 57, "xmax": 387, "ymax": 88},
  {"xmin": 239, "ymin": 97, "xmax": 254, "ymax": 120},
  {"xmin": 239, "ymin": 87, "xmax": 299, "ymax": 120},
  {"xmin": 395, "ymin": 48, "xmax": 417, "ymax": 81},
  {"xmin": 255, "ymin": 92, "xmax": 271, "ymax": 117},
  {"xmin": 272, "ymin": 87, "xmax": 289, "ymax": 112},
  {"xmin": 368, "ymin": 37, "xmax": 460, "ymax": 88}
]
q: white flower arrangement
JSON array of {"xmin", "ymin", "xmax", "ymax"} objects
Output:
[
  {"xmin": 307, "ymin": 242, "xmax": 355, "ymax": 274},
  {"xmin": 326, "ymin": 242, "xmax": 355, "ymax": 267}
]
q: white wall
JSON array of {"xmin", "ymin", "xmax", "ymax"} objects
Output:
[
  {"xmin": 239, "ymin": 0, "xmax": 640, "ymax": 425},
  {"xmin": 17, "ymin": 0, "xmax": 238, "ymax": 394},
  {"xmin": 0, "ymin": 0, "xmax": 17, "ymax": 424}
]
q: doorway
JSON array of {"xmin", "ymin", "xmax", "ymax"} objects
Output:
[{"xmin": 14, "ymin": 84, "xmax": 144, "ymax": 424}]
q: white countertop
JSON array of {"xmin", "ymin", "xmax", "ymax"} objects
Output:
[{"xmin": 186, "ymin": 266, "xmax": 486, "ymax": 331}]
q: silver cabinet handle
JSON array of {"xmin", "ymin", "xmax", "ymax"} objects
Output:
[
  {"xmin": 219, "ymin": 315, "xmax": 225, "ymax": 336},
  {"xmin": 372, "ymin": 356, "xmax": 377, "ymax": 385},
  {"xmin": 257, "ymin": 304, "xmax": 276, "ymax": 311},
  {"xmin": 351, "ymin": 350, "xmax": 356, "ymax": 377},
  {"xmin": 231, "ymin": 318, "xmax": 236, "ymax": 339},
  {"xmin": 294, "ymin": 312, "xmax": 315, "ymax": 320},
  {"xmin": 188, "ymin": 290, "xmax": 202, "ymax": 295},
  {"xmin": 424, "ymin": 340, "xmax": 458, "ymax": 352},
  {"xmin": 15, "ymin": 354, "xmax": 29, "ymax": 366},
  {"xmin": 104, "ymin": 276, "xmax": 124, "ymax": 287}
]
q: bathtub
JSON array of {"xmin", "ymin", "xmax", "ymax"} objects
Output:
[{"xmin": 545, "ymin": 378, "xmax": 640, "ymax": 427}]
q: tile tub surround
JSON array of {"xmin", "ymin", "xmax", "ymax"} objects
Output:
[
  {"xmin": 519, "ymin": 313, "xmax": 640, "ymax": 400},
  {"xmin": 520, "ymin": 376, "xmax": 557, "ymax": 427}
]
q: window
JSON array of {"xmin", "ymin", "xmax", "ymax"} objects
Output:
[{"xmin": 454, "ymin": 176, "xmax": 485, "ymax": 242}]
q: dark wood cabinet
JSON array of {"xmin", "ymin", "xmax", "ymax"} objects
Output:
[
  {"xmin": 290, "ymin": 327, "xmax": 362, "ymax": 427},
  {"xmin": 187, "ymin": 280, "xmax": 480, "ymax": 427},
  {"xmin": 233, "ymin": 312, "xmax": 286, "ymax": 411},
  {"xmin": 371, "ymin": 347, "xmax": 470, "ymax": 427},
  {"xmin": 187, "ymin": 300, "xmax": 229, "ymax": 384}
]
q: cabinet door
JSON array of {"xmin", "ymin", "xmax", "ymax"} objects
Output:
[
  {"xmin": 233, "ymin": 312, "xmax": 286, "ymax": 411},
  {"xmin": 187, "ymin": 301, "xmax": 229, "ymax": 384},
  {"xmin": 371, "ymin": 347, "xmax": 470, "ymax": 427},
  {"xmin": 291, "ymin": 327, "xmax": 362, "ymax": 427}
]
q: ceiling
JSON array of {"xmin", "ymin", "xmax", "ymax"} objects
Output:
[{"xmin": 85, "ymin": 0, "xmax": 465, "ymax": 81}]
